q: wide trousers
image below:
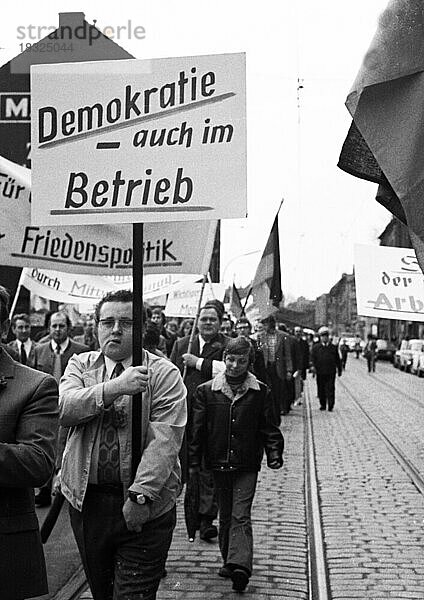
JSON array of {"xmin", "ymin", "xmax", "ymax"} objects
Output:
[
  {"xmin": 69, "ymin": 486, "xmax": 176, "ymax": 600},
  {"xmin": 366, "ymin": 355, "xmax": 376, "ymax": 372},
  {"xmin": 213, "ymin": 470, "xmax": 258, "ymax": 576},
  {"xmin": 265, "ymin": 363, "xmax": 289, "ymax": 423},
  {"xmin": 316, "ymin": 373, "xmax": 336, "ymax": 410}
]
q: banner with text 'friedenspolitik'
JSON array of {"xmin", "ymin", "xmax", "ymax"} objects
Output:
[{"xmin": 0, "ymin": 155, "xmax": 217, "ymax": 275}]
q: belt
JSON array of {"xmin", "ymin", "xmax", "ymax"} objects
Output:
[{"xmin": 87, "ymin": 483, "xmax": 123, "ymax": 496}]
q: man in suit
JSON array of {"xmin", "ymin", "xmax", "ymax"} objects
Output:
[
  {"xmin": 73, "ymin": 315, "xmax": 99, "ymax": 351},
  {"xmin": 34, "ymin": 311, "xmax": 88, "ymax": 506},
  {"xmin": 310, "ymin": 326, "xmax": 342, "ymax": 411},
  {"xmin": 170, "ymin": 303, "xmax": 229, "ymax": 540},
  {"xmin": 278, "ymin": 323, "xmax": 299, "ymax": 413},
  {"xmin": 0, "ymin": 285, "xmax": 58, "ymax": 600},
  {"xmin": 259, "ymin": 315, "xmax": 293, "ymax": 422},
  {"xmin": 8, "ymin": 313, "xmax": 38, "ymax": 367},
  {"xmin": 59, "ymin": 290, "xmax": 186, "ymax": 600}
]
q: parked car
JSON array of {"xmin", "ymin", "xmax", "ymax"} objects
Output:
[
  {"xmin": 398, "ymin": 339, "xmax": 424, "ymax": 372},
  {"xmin": 375, "ymin": 339, "xmax": 395, "ymax": 362},
  {"xmin": 393, "ymin": 343, "xmax": 402, "ymax": 368}
]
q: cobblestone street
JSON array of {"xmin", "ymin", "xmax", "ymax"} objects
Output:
[{"xmin": 313, "ymin": 359, "xmax": 424, "ymax": 599}]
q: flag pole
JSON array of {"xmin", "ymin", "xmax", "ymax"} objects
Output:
[
  {"xmin": 8, "ymin": 269, "xmax": 25, "ymax": 321},
  {"xmin": 206, "ymin": 272, "xmax": 216, "ymax": 298},
  {"xmin": 276, "ymin": 197, "xmax": 285, "ymax": 215},
  {"xmin": 242, "ymin": 285, "xmax": 252, "ymax": 313},
  {"xmin": 182, "ymin": 272, "xmax": 209, "ymax": 382},
  {"xmin": 131, "ymin": 222, "xmax": 144, "ymax": 480}
]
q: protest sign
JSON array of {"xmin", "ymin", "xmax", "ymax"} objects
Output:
[
  {"xmin": 354, "ymin": 244, "xmax": 424, "ymax": 321},
  {"xmin": 20, "ymin": 268, "xmax": 117, "ymax": 305},
  {"xmin": 19, "ymin": 267, "xmax": 198, "ymax": 306},
  {"xmin": 0, "ymin": 154, "xmax": 217, "ymax": 275},
  {"xmin": 31, "ymin": 53, "xmax": 247, "ymax": 226},
  {"xmin": 164, "ymin": 280, "xmax": 226, "ymax": 318}
]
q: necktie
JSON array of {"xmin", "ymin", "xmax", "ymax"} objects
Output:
[
  {"xmin": 20, "ymin": 344, "xmax": 27, "ymax": 365},
  {"xmin": 53, "ymin": 343, "xmax": 62, "ymax": 383},
  {"xmin": 97, "ymin": 362, "xmax": 124, "ymax": 484}
]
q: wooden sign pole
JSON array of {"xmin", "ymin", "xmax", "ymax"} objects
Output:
[{"xmin": 131, "ymin": 222, "xmax": 144, "ymax": 480}]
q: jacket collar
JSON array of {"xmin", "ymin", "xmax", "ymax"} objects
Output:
[
  {"xmin": 87, "ymin": 349, "xmax": 149, "ymax": 372},
  {"xmin": 50, "ymin": 337, "xmax": 70, "ymax": 353},
  {"xmin": 212, "ymin": 371, "xmax": 260, "ymax": 398}
]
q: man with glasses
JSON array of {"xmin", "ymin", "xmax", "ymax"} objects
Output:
[
  {"xmin": 33, "ymin": 311, "xmax": 88, "ymax": 506},
  {"xmin": 59, "ymin": 290, "xmax": 186, "ymax": 600}
]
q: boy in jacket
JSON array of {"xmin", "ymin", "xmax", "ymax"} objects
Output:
[{"xmin": 189, "ymin": 336, "xmax": 284, "ymax": 592}]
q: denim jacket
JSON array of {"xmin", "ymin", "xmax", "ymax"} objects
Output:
[{"xmin": 58, "ymin": 350, "xmax": 187, "ymax": 519}]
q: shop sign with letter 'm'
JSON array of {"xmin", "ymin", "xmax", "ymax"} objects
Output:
[{"xmin": 31, "ymin": 53, "xmax": 246, "ymax": 226}]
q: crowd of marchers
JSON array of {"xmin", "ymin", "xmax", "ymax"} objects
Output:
[{"xmin": 1, "ymin": 285, "xmax": 351, "ymax": 599}]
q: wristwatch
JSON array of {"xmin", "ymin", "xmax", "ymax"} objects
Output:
[{"xmin": 128, "ymin": 491, "xmax": 152, "ymax": 505}]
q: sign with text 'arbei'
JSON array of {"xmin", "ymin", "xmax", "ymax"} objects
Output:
[
  {"xmin": 31, "ymin": 53, "xmax": 246, "ymax": 226},
  {"xmin": 354, "ymin": 244, "xmax": 424, "ymax": 322}
]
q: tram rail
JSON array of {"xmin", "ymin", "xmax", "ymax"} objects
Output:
[
  {"xmin": 372, "ymin": 371, "xmax": 424, "ymax": 410},
  {"xmin": 51, "ymin": 565, "xmax": 87, "ymax": 600},
  {"xmin": 304, "ymin": 382, "xmax": 331, "ymax": 600},
  {"xmin": 338, "ymin": 378, "xmax": 424, "ymax": 496}
]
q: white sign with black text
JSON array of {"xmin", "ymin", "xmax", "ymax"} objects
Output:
[
  {"xmin": 31, "ymin": 53, "xmax": 247, "ymax": 226},
  {"xmin": 354, "ymin": 244, "xmax": 424, "ymax": 321}
]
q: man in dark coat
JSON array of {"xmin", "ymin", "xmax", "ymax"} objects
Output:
[
  {"xmin": 293, "ymin": 327, "xmax": 310, "ymax": 379},
  {"xmin": 0, "ymin": 285, "xmax": 58, "ymax": 600},
  {"xmin": 259, "ymin": 316, "xmax": 293, "ymax": 421},
  {"xmin": 34, "ymin": 311, "xmax": 88, "ymax": 506},
  {"xmin": 339, "ymin": 339, "xmax": 350, "ymax": 371},
  {"xmin": 310, "ymin": 326, "xmax": 342, "ymax": 411},
  {"xmin": 170, "ymin": 303, "xmax": 229, "ymax": 540}
]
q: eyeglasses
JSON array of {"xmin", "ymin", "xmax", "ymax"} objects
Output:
[{"xmin": 98, "ymin": 319, "xmax": 133, "ymax": 331}]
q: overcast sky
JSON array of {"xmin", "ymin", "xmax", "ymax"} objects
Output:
[{"xmin": 1, "ymin": 0, "xmax": 391, "ymax": 300}]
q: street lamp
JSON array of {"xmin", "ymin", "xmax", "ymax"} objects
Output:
[{"xmin": 222, "ymin": 250, "xmax": 261, "ymax": 284}]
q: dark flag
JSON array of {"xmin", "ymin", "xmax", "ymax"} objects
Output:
[
  {"xmin": 338, "ymin": 0, "xmax": 424, "ymax": 270},
  {"xmin": 230, "ymin": 283, "xmax": 244, "ymax": 319},
  {"xmin": 250, "ymin": 213, "xmax": 283, "ymax": 317}
]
